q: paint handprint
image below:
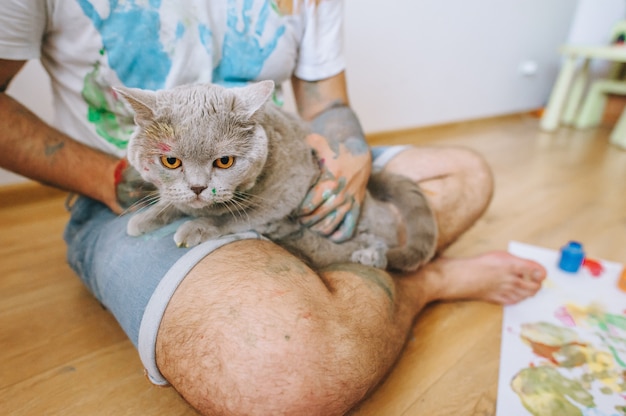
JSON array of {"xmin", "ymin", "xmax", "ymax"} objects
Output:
[
  {"xmin": 213, "ymin": 0, "xmax": 285, "ymax": 85},
  {"xmin": 76, "ymin": 0, "xmax": 171, "ymax": 89}
]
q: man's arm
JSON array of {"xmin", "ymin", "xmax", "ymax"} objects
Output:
[
  {"xmin": 1, "ymin": 59, "xmax": 128, "ymax": 213},
  {"xmin": 291, "ymin": 71, "xmax": 372, "ymax": 242}
]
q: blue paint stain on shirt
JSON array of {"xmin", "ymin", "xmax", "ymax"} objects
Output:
[
  {"xmin": 76, "ymin": 0, "xmax": 171, "ymax": 90},
  {"xmin": 198, "ymin": 23, "xmax": 213, "ymax": 56},
  {"xmin": 213, "ymin": 0, "xmax": 285, "ymax": 85},
  {"xmin": 175, "ymin": 22, "xmax": 185, "ymax": 40}
]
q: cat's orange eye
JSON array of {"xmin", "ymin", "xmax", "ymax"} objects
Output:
[
  {"xmin": 214, "ymin": 156, "xmax": 234, "ymax": 169},
  {"xmin": 160, "ymin": 156, "xmax": 182, "ymax": 169}
]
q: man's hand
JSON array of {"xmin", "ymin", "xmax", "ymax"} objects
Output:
[
  {"xmin": 298, "ymin": 133, "xmax": 371, "ymax": 242},
  {"xmin": 291, "ymin": 72, "xmax": 371, "ymax": 242},
  {"xmin": 113, "ymin": 159, "xmax": 157, "ymax": 214}
]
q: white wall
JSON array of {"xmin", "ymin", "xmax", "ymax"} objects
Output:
[
  {"xmin": 568, "ymin": 0, "xmax": 625, "ymax": 45},
  {"xmin": 343, "ymin": 0, "xmax": 576, "ymax": 133},
  {"xmin": 344, "ymin": 0, "xmax": 625, "ymax": 133},
  {"xmin": 2, "ymin": 0, "xmax": 624, "ymax": 186}
]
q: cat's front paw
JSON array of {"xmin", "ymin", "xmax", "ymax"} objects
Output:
[
  {"xmin": 174, "ymin": 219, "xmax": 221, "ymax": 248},
  {"xmin": 351, "ymin": 246, "xmax": 388, "ymax": 269}
]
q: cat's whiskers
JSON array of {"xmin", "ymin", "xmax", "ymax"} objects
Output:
[
  {"xmin": 224, "ymin": 195, "xmax": 265, "ymax": 225},
  {"xmin": 119, "ymin": 192, "xmax": 161, "ymax": 217},
  {"xmin": 151, "ymin": 199, "xmax": 176, "ymax": 219},
  {"xmin": 236, "ymin": 191, "xmax": 271, "ymax": 204},
  {"xmin": 223, "ymin": 197, "xmax": 251, "ymax": 224},
  {"xmin": 232, "ymin": 192, "xmax": 269, "ymax": 209},
  {"xmin": 233, "ymin": 193, "xmax": 267, "ymax": 214}
]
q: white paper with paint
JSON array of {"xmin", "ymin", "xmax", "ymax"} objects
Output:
[{"xmin": 496, "ymin": 241, "xmax": 626, "ymax": 416}]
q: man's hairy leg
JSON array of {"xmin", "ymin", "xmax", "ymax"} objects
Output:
[
  {"xmin": 156, "ymin": 246, "xmax": 544, "ymax": 415},
  {"xmin": 381, "ymin": 146, "xmax": 494, "ymax": 250},
  {"xmin": 156, "ymin": 240, "xmax": 432, "ymax": 416},
  {"xmin": 382, "ymin": 146, "xmax": 547, "ymax": 304}
]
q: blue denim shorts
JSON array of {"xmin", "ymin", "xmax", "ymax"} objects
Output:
[{"xmin": 63, "ymin": 144, "xmax": 411, "ymax": 385}]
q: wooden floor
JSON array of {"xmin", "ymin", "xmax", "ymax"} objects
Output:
[{"xmin": 1, "ymin": 114, "xmax": 625, "ymax": 415}]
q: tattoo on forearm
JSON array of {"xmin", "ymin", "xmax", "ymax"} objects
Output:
[
  {"xmin": 44, "ymin": 142, "xmax": 65, "ymax": 156},
  {"xmin": 311, "ymin": 104, "xmax": 369, "ymax": 156},
  {"xmin": 302, "ymin": 80, "xmax": 323, "ymax": 102}
]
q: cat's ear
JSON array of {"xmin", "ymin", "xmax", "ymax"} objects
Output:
[
  {"xmin": 238, "ymin": 80, "xmax": 275, "ymax": 117},
  {"xmin": 114, "ymin": 87, "xmax": 157, "ymax": 126}
]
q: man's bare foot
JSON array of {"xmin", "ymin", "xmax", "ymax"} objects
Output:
[{"xmin": 419, "ymin": 251, "xmax": 547, "ymax": 305}]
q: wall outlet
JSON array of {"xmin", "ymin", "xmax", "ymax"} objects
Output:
[{"xmin": 519, "ymin": 60, "xmax": 539, "ymax": 77}]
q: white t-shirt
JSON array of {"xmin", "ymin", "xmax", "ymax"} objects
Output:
[{"xmin": 0, "ymin": 0, "xmax": 345, "ymax": 157}]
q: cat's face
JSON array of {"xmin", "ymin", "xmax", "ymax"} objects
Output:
[{"xmin": 117, "ymin": 81, "xmax": 274, "ymax": 212}]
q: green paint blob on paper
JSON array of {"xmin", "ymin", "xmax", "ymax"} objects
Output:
[{"xmin": 511, "ymin": 366, "xmax": 595, "ymax": 416}]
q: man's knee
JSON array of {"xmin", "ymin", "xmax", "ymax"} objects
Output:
[
  {"xmin": 152, "ymin": 241, "xmax": 373, "ymax": 415},
  {"xmin": 456, "ymin": 147, "xmax": 494, "ymax": 199},
  {"xmin": 384, "ymin": 145, "xmax": 494, "ymax": 204},
  {"xmin": 384, "ymin": 146, "xmax": 492, "ymax": 183},
  {"xmin": 157, "ymin": 311, "xmax": 366, "ymax": 416}
]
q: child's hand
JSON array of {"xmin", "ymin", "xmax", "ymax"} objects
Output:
[{"xmin": 298, "ymin": 133, "xmax": 371, "ymax": 242}]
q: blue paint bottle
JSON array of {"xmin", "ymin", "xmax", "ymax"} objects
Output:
[{"xmin": 558, "ymin": 241, "xmax": 585, "ymax": 273}]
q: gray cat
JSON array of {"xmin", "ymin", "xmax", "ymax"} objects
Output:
[{"xmin": 116, "ymin": 81, "xmax": 437, "ymax": 272}]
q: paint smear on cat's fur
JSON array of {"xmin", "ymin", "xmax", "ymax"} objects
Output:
[{"xmin": 157, "ymin": 142, "xmax": 172, "ymax": 152}]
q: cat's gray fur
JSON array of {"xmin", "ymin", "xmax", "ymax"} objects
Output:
[{"xmin": 117, "ymin": 81, "xmax": 437, "ymax": 271}]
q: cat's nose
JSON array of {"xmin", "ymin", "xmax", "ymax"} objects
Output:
[{"xmin": 191, "ymin": 186, "xmax": 207, "ymax": 195}]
